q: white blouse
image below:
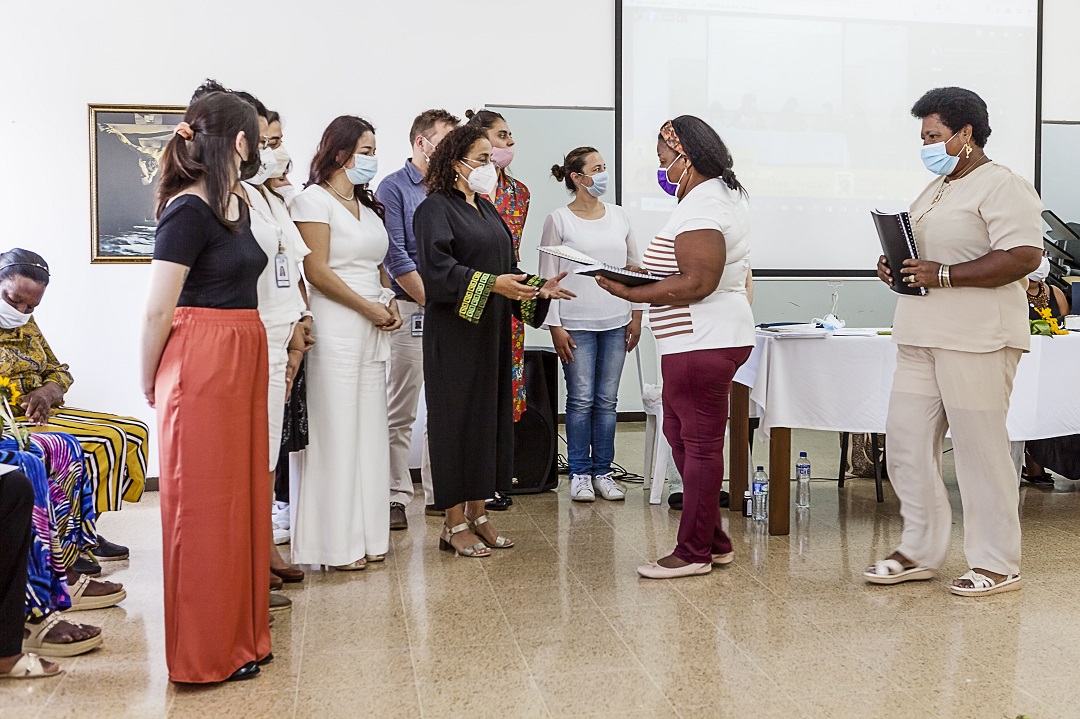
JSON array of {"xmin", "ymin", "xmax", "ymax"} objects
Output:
[
  {"xmin": 289, "ymin": 185, "xmax": 389, "ymax": 300},
  {"xmin": 538, "ymin": 203, "xmax": 645, "ymax": 332}
]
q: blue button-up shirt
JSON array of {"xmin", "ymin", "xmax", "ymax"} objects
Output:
[{"xmin": 376, "ymin": 159, "xmax": 427, "ymax": 299}]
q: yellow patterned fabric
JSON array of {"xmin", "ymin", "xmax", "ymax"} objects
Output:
[
  {"xmin": 459, "ymin": 271, "xmax": 497, "ymax": 324},
  {"xmin": 0, "ymin": 318, "xmax": 73, "ymax": 397},
  {"xmin": 520, "ymin": 275, "xmax": 546, "ymax": 327}
]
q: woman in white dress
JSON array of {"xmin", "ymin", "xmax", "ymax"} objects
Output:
[{"xmin": 289, "ymin": 116, "xmax": 400, "ymax": 570}]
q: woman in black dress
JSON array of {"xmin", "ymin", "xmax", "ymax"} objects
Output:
[{"xmin": 415, "ymin": 124, "xmax": 573, "ymax": 556}]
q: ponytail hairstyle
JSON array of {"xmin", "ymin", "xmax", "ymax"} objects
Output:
[
  {"xmin": 306, "ymin": 116, "xmax": 385, "ymax": 221},
  {"xmin": 156, "ymin": 92, "xmax": 261, "ymax": 232},
  {"xmin": 464, "ymin": 108, "xmax": 505, "ymax": 131},
  {"xmin": 662, "ymin": 115, "xmax": 747, "ymax": 197},
  {"xmin": 551, "ymin": 146, "xmax": 598, "ymax": 195}
]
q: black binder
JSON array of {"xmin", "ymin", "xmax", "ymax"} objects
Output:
[{"xmin": 871, "ymin": 210, "xmax": 927, "ymax": 296}]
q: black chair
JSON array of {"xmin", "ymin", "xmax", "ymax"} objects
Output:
[{"xmin": 838, "ymin": 433, "xmax": 886, "ymax": 503}]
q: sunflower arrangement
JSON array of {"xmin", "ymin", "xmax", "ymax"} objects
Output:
[
  {"xmin": 0, "ymin": 377, "xmax": 29, "ymax": 449},
  {"xmin": 1030, "ymin": 306, "xmax": 1069, "ymax": 337}
]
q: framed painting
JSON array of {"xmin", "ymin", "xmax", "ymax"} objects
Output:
[{"xmin": 89, "ymin": 104, "xmax": 187, "ymax": 263}]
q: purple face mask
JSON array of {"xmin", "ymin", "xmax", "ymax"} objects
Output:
[{"xmin": 657, "ymin": 155, "xmax": 686, "ymax": 196}]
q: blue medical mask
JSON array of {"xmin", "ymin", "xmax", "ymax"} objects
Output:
[
  {"xmin": 657, "ymin": 155, "xmax": 686, "ymax": 196},
  {"xmin": 344, "ymin": 154, "xmax": 378, "ymax": 185},
  {"xmin": 920, "ymin": 131, "xmax": 960, "ymax": 175},
  {"xmin": 585, "ymin": 170, "xmax": 609, "ymax": 198}
]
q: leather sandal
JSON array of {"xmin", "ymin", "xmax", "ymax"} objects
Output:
[
  {"xmin": 22, "ymin": 613, "xmax": 102, "ymax": 658},
  {"xmin": 439, "ymin": 522, "xmax": 490, "ymax": 557},
  {"xmin": 332, "ymin": 559, "xmax": 367, "ymax": 571},
  {"xmin": 467, "ymin": 514, "xmax": 513, "ymax": 549},
  {"xmin": 67, "ymin": 574, "xmax": 126, "ymax": 611}
]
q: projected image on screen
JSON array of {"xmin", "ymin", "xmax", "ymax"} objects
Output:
[{"xmin": 621, "ymin": 0, "xmax": 1037, "ymax": 272}]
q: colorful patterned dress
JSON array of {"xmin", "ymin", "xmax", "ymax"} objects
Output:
[
  {"xmin": 0, "ymin": 433, "xmax": 93, "ymax": 620},
  {"xmin": 487, "ymin": 173, "xmax": 531, "ymax": 421}
]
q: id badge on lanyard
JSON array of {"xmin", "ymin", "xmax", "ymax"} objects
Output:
[
  {"xmin": 275, "ymin": 241, "xmax": 290, "ymax": 288},
  {"xmin": 410, "ymin": 311, "xmax": 424, "ymax": 337}
]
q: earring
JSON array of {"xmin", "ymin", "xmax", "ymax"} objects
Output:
[{"xmin": 964, "ymin": 144, "xmax": 973, "ymax": 159}]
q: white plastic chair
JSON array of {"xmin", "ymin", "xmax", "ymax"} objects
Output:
[{"xmin": 635, "ymin": 325, "xmax": 671, "ymax": 505}]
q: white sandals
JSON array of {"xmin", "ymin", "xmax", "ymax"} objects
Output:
[
  {"xmin": 0, "ymin": 653, "xmax": 62, "ymax": 680},
  {"xmin": 23, "ymin": 612, "xmax": 102, "ymax": 657},
  {"xmin": 864, "ymin": 558, "xmax": 935, "ymax": 585},
  {"xmin": 67, "ymin": 573, "xmax": 127, "ymax": 611},
  {"xmin": 949, "ymin": 570, "xmax": 1023, "ymax": 597}
]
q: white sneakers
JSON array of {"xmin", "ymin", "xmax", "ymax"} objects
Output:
[
  {"xmin": 570, "ymin": 475, "xmax": 595, "ymax": 502},
  {"xmin": 570, "ymin": 473, "xmax": 626, "ymax": 502},
  {"xmin": 272, "ymin": 501, "xmax": 290, "ymax": 545},
  {"xmin": 593, "ymin": 473, "xmax": 626, "ymax": 501}
]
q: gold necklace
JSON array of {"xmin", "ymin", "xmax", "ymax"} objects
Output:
[
  {"xmin": 323, "ymin": 180, "xmax": 355, "ymax": 202},
  {"xmin": 951, "ymin": 155, "xmax": 989, "ymax": 182},
  {"xmin": 916, "ymin": 156, "xmax": 991, "ymax": 227}
]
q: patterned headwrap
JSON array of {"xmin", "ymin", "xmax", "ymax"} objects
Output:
[{"xmin": 660, "ymin": 120, "xmax": 685, "ymax": 155}]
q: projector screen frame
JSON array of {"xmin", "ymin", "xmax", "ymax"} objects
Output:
[{"xmin": 613, "ymin": 0, "xmax": 1046, "ymax": 279}]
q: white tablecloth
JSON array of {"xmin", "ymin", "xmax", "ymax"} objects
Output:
[{"xmin": 734, "ymin": 332, "xmax": 1080, "ymax": 441}]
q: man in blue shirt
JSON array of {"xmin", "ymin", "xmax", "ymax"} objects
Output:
[{"xmin": 377, "ymin": 109, "xmax": 459, "ymax": 531}]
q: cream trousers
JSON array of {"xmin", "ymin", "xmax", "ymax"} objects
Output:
[{"xmin": 886, "ymin": 344, "xmax": 1023, "ymax": 575}]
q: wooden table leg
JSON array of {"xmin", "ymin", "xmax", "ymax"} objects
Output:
[
  {"xmin": 728, "ymin": 382, "xmax": 750, "ymax": 513},
  {"xmin": 768, "ymin": 427, "xmax": 791, "ymax": 536}
]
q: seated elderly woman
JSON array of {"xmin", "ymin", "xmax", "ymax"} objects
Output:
[{"xmin": 0, "ymin": 249, "xmax": 149, "ymax": 560}]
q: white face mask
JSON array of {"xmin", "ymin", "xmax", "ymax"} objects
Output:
[
  {"xmin": 277, "ymin": 184, "xmax": 299, "ymax": 205},
  {"xmin": 270, "ymin": 145, "xmax": 292, "ymax": 179},
  {"xmin": 244, "ymin": 147, "xmax": 278, "ymax": 186},
  {"xmin": 461, "ymin": 158, "xmax": 498, "ymax": 196},
  {"xmin": 0, "ymin": 297, "xmax": 31, "ymax": 329}
]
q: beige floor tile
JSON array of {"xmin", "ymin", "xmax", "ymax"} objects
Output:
[
  {"xmin": 167, "ymin": 689, "xmax": 296, "ymax": 719},
  {"xmin": 296, "ymin": 647, "xmax": 412, "ymax": 688},
  {"xmin": 295, "ymin": 685, "xmax": 421, "ymax": 718},
  {"xmin": 534, "ymin": 667, "xmax": 674, "ymax": 716},
  {"xmin": 416, "ymin": 674, "xmax": 548, "ymax": 719}
]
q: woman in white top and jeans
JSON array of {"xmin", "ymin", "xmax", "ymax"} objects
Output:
[
  {"xmin": 540, "ymin": 147, "xmax": 643, "ymax": 502},
  {"xmin": 597, "ymin": 116, "xmax": 755, "ymax": 579}
]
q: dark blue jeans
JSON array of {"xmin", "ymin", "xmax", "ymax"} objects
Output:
[{"xmin": 562, "ymin": 327, "xmax": 627, "ymax": 477}]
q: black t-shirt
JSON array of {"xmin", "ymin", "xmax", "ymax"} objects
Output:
[{"xmin": 153, "ymin": 194, "xmax": 267, "ymax": 309}]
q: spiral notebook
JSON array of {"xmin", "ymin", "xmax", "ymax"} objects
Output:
[
  {"xmin": 870, "ymin": 209, "xmax": 927, "ymax": 296},
  {"xmin": 538, "ymin": 246, "xmax": 663, "ymax": 286}
]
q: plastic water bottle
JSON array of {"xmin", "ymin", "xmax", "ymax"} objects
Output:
[
  {"xmin": 796, "ymin": 452, "xmax": 811, "ymax": 509},
  {"xmin": 752, "ymin": 466, "xmax": 769, "ymax": 521}
]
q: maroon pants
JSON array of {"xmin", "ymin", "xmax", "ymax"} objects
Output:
[{"xmin": 662, "ymin": 346, "xmax": 753, "ymax": 564}]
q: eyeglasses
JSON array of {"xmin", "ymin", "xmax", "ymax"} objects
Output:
[{"xmin": 259, "ymin": 136, "xmax": 283, "ymax": 150}]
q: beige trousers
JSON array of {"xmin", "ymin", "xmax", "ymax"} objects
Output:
[
  {"xmin": 387, "ymin": 300, "xmax": 433, "ymax": 506},
  {"xmin": 886, "ymin": 344, "xmax": 1022, "ymax": 575}
]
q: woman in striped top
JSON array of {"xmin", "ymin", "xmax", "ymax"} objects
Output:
[{"xmin": 597, "ymin": 116, "xmax": 755, "ymax": 579}]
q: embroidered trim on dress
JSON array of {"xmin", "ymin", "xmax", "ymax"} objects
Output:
[
  {"xmin": 459, "ymin": 271, "xmax": 496, "ymax": 324},
  {"xmin": 519, "ymin": 275, "xmax": 546, "ymax": 327}
]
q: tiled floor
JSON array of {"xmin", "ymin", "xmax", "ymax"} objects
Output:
[{"xmin": 3, "ymin": 424, "xmax": 1078, "ymax": 718}]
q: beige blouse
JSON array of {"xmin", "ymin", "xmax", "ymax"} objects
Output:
[{"xmin": 892, "ymin": 162, "xmax": 1043, "ymax": 353}]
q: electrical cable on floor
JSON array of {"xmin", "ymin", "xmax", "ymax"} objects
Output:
[{"xmin": 555, "ymin": 433, "xmax": 644, "ymax": 482}]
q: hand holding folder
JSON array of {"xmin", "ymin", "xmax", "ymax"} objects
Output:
[{"xmin": 871, "ymin": 210, "xmax": 928, "ymax": 296}]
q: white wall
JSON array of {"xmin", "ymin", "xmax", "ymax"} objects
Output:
[
  {"xmin": 1042, "ymin": 0, "xmax": 1080, "ymax": 121},
  {"xmin": 0, "ymin": 1, "xmax": 614, "ymax": 474}
]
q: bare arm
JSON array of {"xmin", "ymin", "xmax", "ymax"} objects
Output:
[
  {"xmin": 1052, "ymin": 284, "xmax": 1071, "ymax": 317},
  {"xmin": 597, "ymin": 229, "xmax": 726, "ymax": 305},
  {"xmin": 745, "ymin": 267, "xmax": 754, "ymax": 304},
  {"xmin": 140, "ymin": 260, "xmax": 187, "ymax": 407},
  {"xmin": 395, "ymin": 270, "xmax": 426, "ymax": 307},
  {"xmin": 297, "ymin": 221, "xmax": 393, "ymax": 327}
]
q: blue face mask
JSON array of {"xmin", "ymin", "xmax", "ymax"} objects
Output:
[
  {"xmin": 657, "ymin": 155, "xmax": 686, "ymax": 196},
  {"xmin": 920, "ymin": 131, "xmax": 960, "ymax": 175},
  {"xmin": 344, "ymin": 154, "xmax": 378, "ymax": 185},
  {"xmin": 585, "ymin": 170, "xmax": 609, "ymax": 198}
]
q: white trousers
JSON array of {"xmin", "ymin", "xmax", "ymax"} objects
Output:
[
  {"xmin": 886, "ymin": 344, "xmax": 1022, "ymax": 575},
  {"xmin": 291, "ymin": 295, "xmax": 390, "ymax": 565},
  {"xmin": 264, "ymin": 320, "xmax": 296, "ymax": 471},
  {"xmin": 386, "ymin": 300, "xmax": 433, "ymax": 506}
]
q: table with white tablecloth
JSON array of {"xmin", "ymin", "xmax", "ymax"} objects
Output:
[{"xmin": 727, "ymin": 332, "xmax": 1080, "ymax": 535}]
